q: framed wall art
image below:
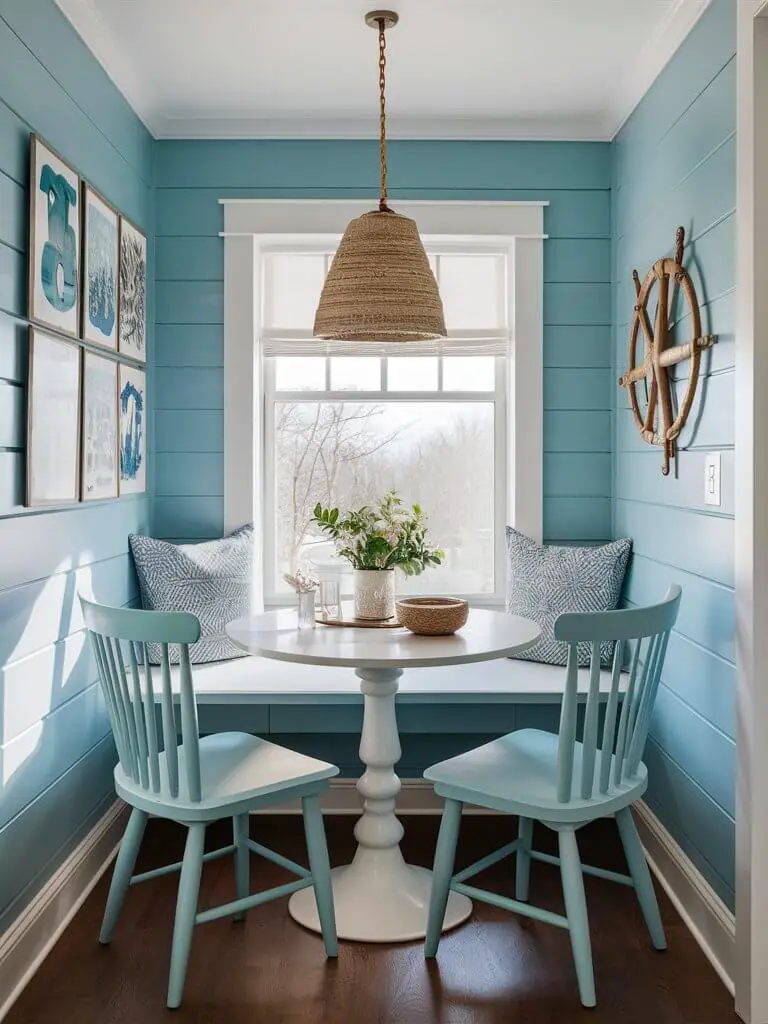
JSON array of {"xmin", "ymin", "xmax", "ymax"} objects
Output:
[
  {"xmin": 118, "ymin": 216, "xmax": 147, "ymax": 362},
  {"xmin": 26, "ymin": 328, "xmax": 81, "ymax": 507},
  {"xmin": 118, "ymin": 362, "xmax": 146, "ymax": 495},
  {"xmin": 81, "ymin": 350, "xmax": 118, "ymax": 501},
  {"xmin": 82, "ymin": 184, "xmax": 119, "ymax": 349},
  {"xmin": 28, "ymin": 134, "xmax": 81, "ymax": 339}
]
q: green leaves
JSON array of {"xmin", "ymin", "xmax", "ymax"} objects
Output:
[
  {"xmin": 313, "ymin": 503, "xmax": 340, "ymax": 527},
  {"xmin": 309, "ymin": 489, "xmax": 443, "ymax": 574}
]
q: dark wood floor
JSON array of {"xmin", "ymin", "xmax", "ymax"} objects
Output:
[{"xmin": 6, "ymin": 814, "xmax": 737, "ymax": 1024}]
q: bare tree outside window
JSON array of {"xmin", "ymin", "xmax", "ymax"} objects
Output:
[{"xmin": 273, "ymin": 401, "xmax": 495, "ymax": 595}]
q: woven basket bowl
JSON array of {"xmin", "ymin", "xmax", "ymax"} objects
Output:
[{"xmin": 396, "ymin": 597, "xmax": 469, "ymax": 636}]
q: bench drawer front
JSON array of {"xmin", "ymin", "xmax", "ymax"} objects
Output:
[
  {"xmin": 398, "ymin": 705, "xmax": 517, "ymax": 734},
  {"xmin": 269, "ymin": 705, "xmax": 363, "ymax": 734},
  {"xmin": 198, "ymin": 705, "xmax": 270, "ymax": 735},
  {"xmin": 268, "ymin": 703, "xmax": 518, "ymax": 735}
]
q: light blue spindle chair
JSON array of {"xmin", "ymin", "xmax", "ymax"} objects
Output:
[
  {"xmin": 423, "ymin": 586, "xmax": 681, "ymax": 1008},
  {"xmin": 80, "ymin": 597, "xmax": 339, "ymax": 1009}
]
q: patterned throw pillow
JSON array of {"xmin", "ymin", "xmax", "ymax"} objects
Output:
[
  {"xmin": 129, "ymin": 526, "xmax": 253, "ymax": 664},
  {"xmin": 505, "ymin": 528, "xmax": 632, "ymax": 667}
]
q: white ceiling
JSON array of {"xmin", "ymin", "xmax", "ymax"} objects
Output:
[{"xmin": 56, "ymin": 0, "xmax": 711, "ymax": 141}]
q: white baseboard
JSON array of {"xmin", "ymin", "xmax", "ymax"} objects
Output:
[
  {"xmin": 634, "ymin": 800, "xmax": 735, "ymax": 994},
  {"xmin": 255, "ymin": 777, "xmax": 494, "ymax": 815},
  {"xmin": 0, "ymin": 800, "xmax": 128, "ymax": 1023}
]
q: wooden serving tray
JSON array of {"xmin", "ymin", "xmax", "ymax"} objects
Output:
[{"xmin": 316, "ymin": 615, "xmax": 402, "ymax": 629}]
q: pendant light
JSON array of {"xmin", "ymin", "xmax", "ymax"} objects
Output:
[{"xmin": 313, "ymin": 10, "xmax": 446, "ymax": 342}]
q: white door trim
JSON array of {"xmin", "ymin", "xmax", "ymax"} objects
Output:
[{"xmin": 735, "ymin": 4, "xmax": 768, "ymax": 1021}]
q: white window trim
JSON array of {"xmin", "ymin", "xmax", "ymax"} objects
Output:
[{"xmin": 220, "ymin": 199, "xmax": 546, "ymax": 611}]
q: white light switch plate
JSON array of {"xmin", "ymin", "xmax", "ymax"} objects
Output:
[{"xmin": 704, "ymin": 452, "xmax": 721, "ymax": 506}]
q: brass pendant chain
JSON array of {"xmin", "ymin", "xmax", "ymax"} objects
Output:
[{"xmin": 378, "ymin": 18, "xmax": 391, "ymax": 213}]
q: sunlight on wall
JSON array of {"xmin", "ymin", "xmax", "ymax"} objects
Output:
[{"xmin": 0, "ymin": 558, "xmax": 97, "ymax": 785}]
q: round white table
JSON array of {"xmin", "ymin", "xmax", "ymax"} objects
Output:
[{"xmin": 226, "ymin": 608, "xmax": 541, "ymax": 943}]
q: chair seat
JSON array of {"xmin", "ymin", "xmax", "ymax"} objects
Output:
[
  {"xmin": 424, "ymin": 729, "xmax": 647, "ymax": 823},
  {"xmin": 115, "ymin": 732, "xmax": 338, "ymax": 820}
]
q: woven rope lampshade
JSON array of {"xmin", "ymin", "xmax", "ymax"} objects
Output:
[
  {"xmin": 313, "ymin": 11, "xmax": 446, "ymax": 342},
  {"xmin": 314, "ymin": 209, "xmax": 445, "ymax": 340}
]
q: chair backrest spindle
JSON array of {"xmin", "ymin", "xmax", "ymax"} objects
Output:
[
  {"xmin": 79, "ymin": 597, "xmax": 202, "ymax": 803},
  {"xmin": 552, "ymin": 586, "xmax": 681, "ymax": 803},
  {"xmin": 579, "ymin": 641, "xmax": 603, "ymax": 799},
  {"xmin": 160, "ymin": 642, "xmax": 180, "ymax": 798},
  {"xmin": 556, "ymin": 644, "xmax": 579, "ymax": 802},
  {"xmin": 598, "ymin": 638, "xmax": 624, "ymax": 794}
]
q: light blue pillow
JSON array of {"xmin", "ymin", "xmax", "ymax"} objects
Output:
[
  {"xmin": 505, "ymin": 528, "xmax": 632, "ymax": 667},
  {"xmin": 129, "ymin": 526, "xmax": 253, "ymax": 664}
]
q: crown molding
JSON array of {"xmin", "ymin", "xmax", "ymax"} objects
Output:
[
  {"xmin": 151, "ymin": 114, "xmax": 607, "ymax": 142},
  {"xmin": 603, "ymin": 0, "xmax": 712, "ymax": 139},
  {"xmin": 57, "ymin": 0, "xmax": 710, "ymax": 143}
]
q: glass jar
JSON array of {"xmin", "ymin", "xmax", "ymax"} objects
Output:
[
  {"xmin": 318, "ymin": 577, "xmax": 341, "ymax": 621},
  {"xmin": 297, "ymin": 589, "xmax": 316, "ymax": 630}
]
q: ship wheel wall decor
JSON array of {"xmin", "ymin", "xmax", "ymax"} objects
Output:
[{"xmin": 618, "ymin": 226, "xmax": 716, "ymax": 476}]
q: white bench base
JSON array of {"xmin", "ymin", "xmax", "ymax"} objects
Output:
[{"xmin": 170, "ymin": 655, "xmax": 625, "ymax": 705}]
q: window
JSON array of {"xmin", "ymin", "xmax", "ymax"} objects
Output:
[
  {"xmin": 221, "ymin": 200, "xmax": 544, "ymax": 612},
  {"xmin": 261, "ymin": 249, "xmax": 508, "ymax": 601}
]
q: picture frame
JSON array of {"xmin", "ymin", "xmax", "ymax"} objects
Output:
[
  {"xmin": 118, "ymin": 362, "xmax": 146, "ymax": 495},
  {"xmin": 26, "ymin": 328, "xmax": 81, "ymax": 507},
  {"xmin": 28, "ymin": 134, "xmax": 81, "ymax": 340},
  {"xmin": 81, "ymin": 183, "xmax": 119, "ymax": 350},
  {"xmin": 118, "ymin": 216, "xmax": 148, "ymax": 363},
  {"xmin": 81, "ymin": 350, "xmax": 119, "ymax": 501}
]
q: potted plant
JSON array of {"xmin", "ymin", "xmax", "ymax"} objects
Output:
[{"xmin": 311, "ymin": 490, "xmax": 444, "ymax": 620}]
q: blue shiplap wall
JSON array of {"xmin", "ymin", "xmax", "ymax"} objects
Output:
[
  {"xmin": 0, "ymin": 0, "xmax": 152, "ymax": 931},
  {"xmin": 152, "ymin": 139, "xmax": 612, "ymax": 544},
  {"xmin": 612, "ymin": 0, "xmax": 735, "ymax": 908}
]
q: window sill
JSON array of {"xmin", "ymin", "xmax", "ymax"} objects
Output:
[{"xmin": 263, "ymin": 597, "xmax": 506, "ymax": 611}]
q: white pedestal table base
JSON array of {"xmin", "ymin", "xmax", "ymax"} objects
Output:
[
  {"xmin": 288, "ymin": 848, "xmax": 472, "ymax": 943},
  {"xmin": 288, "ymin": 666, "xmax": 472, "ymax": 942}
]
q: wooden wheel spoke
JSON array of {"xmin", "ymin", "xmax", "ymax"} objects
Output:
[
  {"xmin": 621, "ymin": 358, "xmax": 652, "ymax": 386},
  {"xmin": 638, "ymin": 307, "xmax": 655, "ymax": 352},
  {"xmin": 643, "ymin": 379, "xmax": 658, "ymax": 433}
]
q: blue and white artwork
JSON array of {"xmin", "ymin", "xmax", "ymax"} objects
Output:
[
  {"xmin": 82, "ymin": 186, "xmax": 118, "ymax": 348},
  {"xmin": 119, "ymin": 363, "xmax": 146, "ymax": 494},
  {"xmin": 82, "ymin": 352, "xmax": 118, "ymax": 501},
  {"xmin": 29, "ymin": 135, "xmax": 80, "ymax": 338},
  {"xmin": 118, "ymin": 217, "xmax": 147, "ymax": 363}
]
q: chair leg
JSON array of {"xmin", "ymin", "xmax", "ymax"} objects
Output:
[
  {"xmin": 232, "ymin": 814, "xmax": 250, "ymax": 923},
  {"xmin": 616, "ymin": 806, "xmax": 667, "ymax": 950},
  {"xmin": 515, "ymin": 816, "xmax": 534, "ymax": 902},
  {"xmin": 302, "ymin": 795, "xmax": 338, "ymax": 958},
  {"xmin": 558, "ymin": 828, "xmax": 596, "ymax": 1008},
  {"xmin": 425, "ymin": 798, "xmax": 462, "ymax": 958},
  {"xmin": 100, "ymin": 807, "xmax": 147, "ymax": 944},
  {"xmin": 167, "ymin": 823, "xmax": 206, "ymax": 1010}
]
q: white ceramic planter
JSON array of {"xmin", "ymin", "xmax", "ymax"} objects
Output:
[{"xmin": 353, "ymin": 569, "xmax": 396, "ymax": 620}]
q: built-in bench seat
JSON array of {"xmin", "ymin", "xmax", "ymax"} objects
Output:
[
  {"xmin": 170, "ymin": 655, "xmax": 625, "ymax": 706},
  {"xmin": 162, "ymin": 656, "xmax": 626, "ymax": 774}
]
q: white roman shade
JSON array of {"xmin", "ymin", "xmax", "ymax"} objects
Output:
[{"xmin": 260, "ymin": 248, "xmax": 511, "ymax": 358}]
